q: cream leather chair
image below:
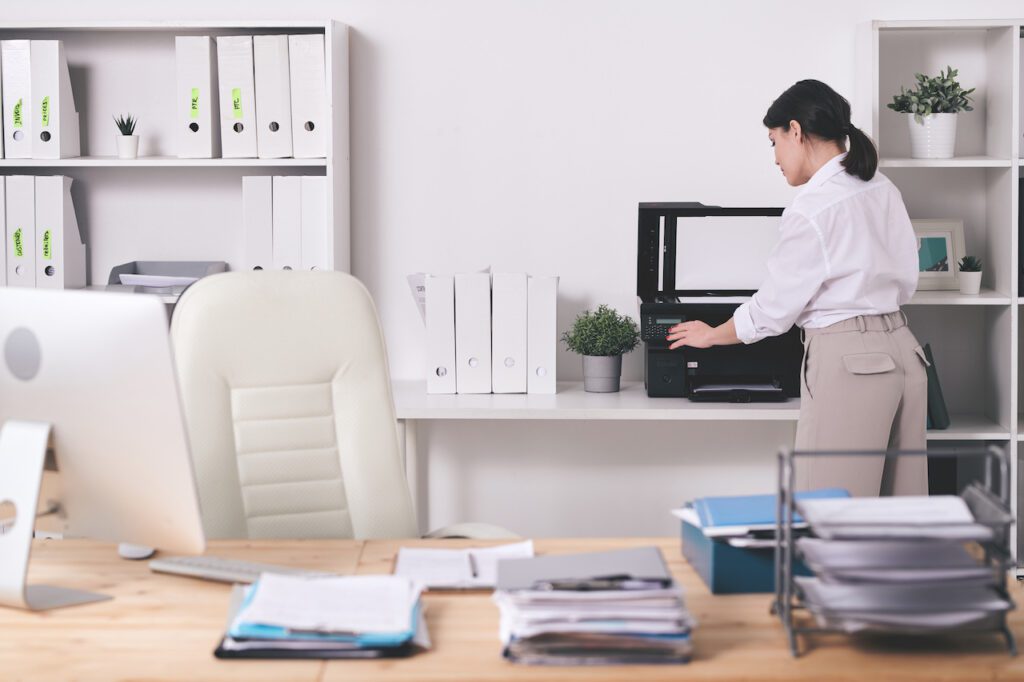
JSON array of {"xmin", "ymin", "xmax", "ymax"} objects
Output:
[{"xmin": 171, "ymin": 270, "xmax": 510, "ymax": 540}]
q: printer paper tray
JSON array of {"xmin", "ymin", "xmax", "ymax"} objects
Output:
[{"xmin": 689, "ymin": 383, "xmax": 786, "ymax": 403}]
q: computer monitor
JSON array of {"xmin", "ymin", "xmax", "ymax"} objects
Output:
[{"xmin": 0, "ymin": 288, "xmax": 205, "ymax": 610}]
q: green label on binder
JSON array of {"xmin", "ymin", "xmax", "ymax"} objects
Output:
[
  {"xmin": 12, "ymin": 98, "xmax": 22, "ymax": 128},
  {"xmin": 232, "ymin": 88, "xmax": 243, "ymax": 119},
  {"xmin": 190, "ymin": 88, "xmax": 200, "ymax": 119},
  {"xmin": 12, "ymin": 228, "xmax": 23, "ymax": 258},
  {"xmin": 41, "ymin": 96, "xmax": 49, "ymax": 127},
  {"xmin": 42, "ymin": 230, "xmax": 52, "ymax": 261}
]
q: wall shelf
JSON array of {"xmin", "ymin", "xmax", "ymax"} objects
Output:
[
  {"xmin": 908, "ymin": 289, "xmax": 1011, "ymax": 305},
  {"xmin": 880, "ymin": 156, "xmax": 1012, "ymax": 168},
  {"xmin": 0, "ymin": 156, "xmax": 328, "ymax": 168}
]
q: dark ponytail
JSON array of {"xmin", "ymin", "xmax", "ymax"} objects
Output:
[{"xmin": 763, "ymin": 79, "xmax": 878, "ymax": 182}]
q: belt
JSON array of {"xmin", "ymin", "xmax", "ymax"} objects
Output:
[{"xmin": 801, "ymin": 310, "xmax": 908, "ymax": 343}]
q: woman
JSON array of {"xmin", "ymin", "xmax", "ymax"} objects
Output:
[{"xmin": 666, "ymin": 79, "xmax": 928, "ymax": 497}]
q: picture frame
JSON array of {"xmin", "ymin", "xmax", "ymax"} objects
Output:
[{"xmin": 911, "ymin": 218, "xmax": 967, "ymax": 291}]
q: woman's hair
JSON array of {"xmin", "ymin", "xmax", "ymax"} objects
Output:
[{"xmin": 763, "ymin": 79, "xmax": 877, "ymax": 182}]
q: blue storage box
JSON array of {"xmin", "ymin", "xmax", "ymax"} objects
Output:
[{"xmin": 680, "ymin": 520, "xmax": 810, "ymax": 594}]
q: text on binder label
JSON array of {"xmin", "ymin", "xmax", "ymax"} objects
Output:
[
  {"xmin": 12, "ymin": 228, "xmax": 23, "ymax": 258},
  {"xmin": 42, "ymin": 230, "xmax": 52, "ymax": 261},
  {"xmin": 12, "ymin": 99, "xmax": 22, "ymax": 128},
  {"xmin": 232, "ymin": 88, "xmax": 243, "ymax": 119},
  {"xmin": 190, "ymin": 88, "xmax": 200, "ymax": 119},
  {"xmin": 41, "ymin": 96, "xmax": 50, "ymax": 127}
]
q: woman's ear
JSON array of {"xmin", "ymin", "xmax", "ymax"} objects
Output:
[{"xmin": 789, "ymin": 120, "xmax": 803, "ymax": 143}]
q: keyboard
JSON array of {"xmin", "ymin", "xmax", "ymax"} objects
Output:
[{"xmin": 149, "ymin": 555, "xmax": 336, "ymax": 584}]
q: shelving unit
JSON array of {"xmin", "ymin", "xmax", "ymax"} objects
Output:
[
  {"xmin": 0, "ymin": 20, "xmax": 351, "ymax": 280},
  {"xmin": 871, "ymin": 20, "xmax": 1020, "ymax": 557}
]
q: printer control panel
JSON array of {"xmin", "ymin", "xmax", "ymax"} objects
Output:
[{"xmin": 642, "ymin": 314, "xmax": 686, "ymax": 343}]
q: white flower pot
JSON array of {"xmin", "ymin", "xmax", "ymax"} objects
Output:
[
  {"xmin": 116, "ymin": 135, "xmax": 139, "ymax": 160},
  {"xmin": 907, "ymin": 112, "xmax": 957, "ymax": 159},
  {"xmin": 959, "ymin": 271, "xmax": 982, "ymax": 295}
]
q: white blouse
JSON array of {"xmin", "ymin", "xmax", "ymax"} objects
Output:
[{"xmin": 733, "ymin": 153, "xmax": 918, "ymax": 344}]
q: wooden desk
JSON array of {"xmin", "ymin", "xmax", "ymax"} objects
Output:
[{"xmin": 2, "ymin": 537, "xmax": 1024, "ymax": 681}]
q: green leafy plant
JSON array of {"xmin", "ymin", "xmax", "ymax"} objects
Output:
[
  {"xmin": 113, "ymin": 113, "xmax": 137, "ymax": 136},
  {"xmin": 561, "ymin": 304, "xmax": 639, "ymax": 357},
  {"xmin": 958, "ymin": 255, "xmax": 982, "ymax": 272},
  {"xmin": 887, "ymin": 67, "xmax": 974, "ymax": 122}
]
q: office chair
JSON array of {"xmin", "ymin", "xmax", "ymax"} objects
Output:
[{"xmin": 171, "ymin": 270, "xmax": 515, "ymax": 540}]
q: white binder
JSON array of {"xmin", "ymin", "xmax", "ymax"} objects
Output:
[
  {"xmin": 425, "ymin": 274, "xmax": 457, "ymax": 394},
  {"xmin": 271, "ymin": 176, "xmax": 301, "ymax": 270},
  {"xmin": 0, "ymin": 179, "xmax": 6, "ymax": 285},
  {"xmin": 253, "ymin": 35, "xmax": 293, "ymax": 159},
  {"xmin": 30, "ymin": 40, "xmax": 80, "ymax": 159},
  {"xmin": 299, "ymin": 176, "xmax": 328, "ymax": 270},
  {"xmin": 287, "ymin": 34, "xmax": 327, "ymax": 158},
  {"xmin": 492, "ymin": 272, "xmax": 528, "ymax": 393},
  {"xmin": 0, "ymin": 45, "xmax": 5, "ymax": 160},
  {"xmin": 34, "ymin": 175, "xmax": 85, "ymax": 290},
  {"xmin": 175, "ymin": 36, "xmax": 220, "ymax": 159},
  {"xmin": 242, "ymin": 176, "xmax": 273, "ymax": 271},
  {"xmin": 1, "ymin": 40, "xmax": 32, "ymax": 159},
  {"xmin": 527, "ymin": 275, "xmax": 558, "ymax": 394},
  {"xmin": 216, "ymin": 36, "xmax": 257, "ymax": 158},
  {"xmin": 454, "ymin": 272, "xmax": 492, "ymax": 394},
  {"xmin": 5, "ymin": 175, "xmax": 34, "ymax": 287}
]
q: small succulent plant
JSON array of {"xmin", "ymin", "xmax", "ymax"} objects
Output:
[
  {"xmin": 113, "ymin": 113, "xmax": 137, "ymax": 136},
  {"xmin": 888, "ymin": 67, "xmax": 975, "ymax": 123},
  {"xmin": 958, "ymin": 255, "xmax": 982, "ymax": 273}
]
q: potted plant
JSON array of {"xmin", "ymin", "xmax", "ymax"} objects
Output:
[
  {"xmin": 887, "ymin": 66, "xmax": 974, "ymax": 159},
  {"xmin": 561, "ymin": 304, "xmax": 639, "ymax": 393},
  {"xmin": 114, "ymin": 113, "xmax": 139, "ymax": 160},
  {"xmin": 958, "ymin": 255, "xmax": 982, "ymax": 295}
]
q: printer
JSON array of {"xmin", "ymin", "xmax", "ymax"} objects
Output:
[{"xmin": 637, "ymin": 202, "xmax": 802, "ymax": 402}]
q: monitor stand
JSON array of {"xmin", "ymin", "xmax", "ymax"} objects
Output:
[{"xmin": 0, "ymin": 421, "xmax": 111, "ymax": 610}]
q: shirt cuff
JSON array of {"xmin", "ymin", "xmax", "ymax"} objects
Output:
[{"xmin": 732, "ymin": 302, "xmax": 758, "ymax": 345}]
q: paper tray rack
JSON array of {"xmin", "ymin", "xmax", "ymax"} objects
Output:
[{"xmin": 771, "ymin": 445, "xmax": 1017, "ymax": 657}]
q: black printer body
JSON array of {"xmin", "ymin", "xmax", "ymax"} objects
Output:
[{"xmin": 637, "ymin": 202, "xmax": 802, "ymax": 402}]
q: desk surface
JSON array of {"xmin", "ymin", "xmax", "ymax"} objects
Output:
[{"xmin": 3, "ymin": 537, "xmax": 1024, "ymax": 681}]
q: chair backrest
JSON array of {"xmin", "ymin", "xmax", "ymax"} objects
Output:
[{"xmin": 170, "ymin": 271, "xmax": 417, "ymax": 540}]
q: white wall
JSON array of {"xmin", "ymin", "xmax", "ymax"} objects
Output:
[{"xmin": 10, "ymin": 0, "xmax": 1024, "ymax": 536}]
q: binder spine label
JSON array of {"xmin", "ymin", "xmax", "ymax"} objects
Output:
[
  {"xmin": 232, "ymin": 88, "xmax": 243, "ymax": 119},
  {"xmin": 12, "ymin": 228, "xmax": 23, "ymax": 258},
  {"xmin": 190, "ymin": 88, "xmax": 200, "ymax": 119},
  {"xmin": 13, "ymin": 98, "xmax": 22, "ymax": 128},
  {"xmin": 41, "ymin": 96, "xmax": 49, "ymax": 127},
  {"xmin": 42, "ymin": 230, "xmax": 52, "ymax": 260}
]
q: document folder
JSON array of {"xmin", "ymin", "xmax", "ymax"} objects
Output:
[
  {"xmin": 496, "ymin": 546, "xmax": 671, "ymax": 591},
  {"xmin": 5, "ymin": 175, "xmax": 34, "ymax": 287},
  {"xmin": 492, "ymin": 272, "xmax": 528, "ymax": 393},
  {"xmin": 425, "ymin": 274, "xmax": 457, "ymax": 394},
  {"xmin": 299, "ymin": 176, "xmax": 328, "ymax": 270},
  {"xmin": 34, "ymin": 175, "xmax": 85, "ymax": 290},
  {"xmin": 0, "ymin": 179, "xmax": 5, "ymax": 285},
  {"xmin": 253, "ymin": 35, "xmax": 294, "ymax": 159},
  {"xmin": 30, "ymin": 40, "xmax": 80, "ymax": 159},
  {"xmin": 272, "ymin": 176, "xmax": 301, "ymax": 270},
  {"xmin": 288, "ymin": 34, "xmax": 327, "ymax": 158},
  {"xmin": 242, "ymin": 176, "xmax": 273, "ymax": 271},
  {"xmin": 1, "ymin": 40, "xmax": 32, "ymax": 159},
  {"xmin": 527, "ymin": 275, "xmax": 558, "ymax": 394},
  {"xmin": 175, "ymin": 36, "xmax": 220, "ymax": 158},
  {"xmin": 216, "ymin": 36, "xmax": 257, "ymax": 158},
  {"xmin": 454, "ymin": 272, "xmax": 492, "ymax": 393}
]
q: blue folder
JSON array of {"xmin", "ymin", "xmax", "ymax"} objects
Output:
[{"xmin": 693, "ymin": 487, "xmax": 850, "ymax": 530}]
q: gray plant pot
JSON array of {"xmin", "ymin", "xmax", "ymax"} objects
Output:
[{"xmin": 582, "ymin": 354, "xmax": 623, "ymax": 393}]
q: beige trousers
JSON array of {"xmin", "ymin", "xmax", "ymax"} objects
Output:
[{"xmin": 794, "ymin": 310, "xmax": 929, "ymax": 497}]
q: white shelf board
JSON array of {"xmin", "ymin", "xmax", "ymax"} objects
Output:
[
  {"xmin": 0, "ymin": 20, "xmax": 329, "ymax": 31},
  {"xmin": 393, "ymin": 380, "xmax": 800, "ymax": 421},
  {"xmin": 394, "ymin": 380, "xmax": 1009, "ymax": 438},
  {"xmin": 908, "ymin": 289, "xmax": 1011, "ymax": 305},
  {"xmin": 874, "ymin": 20, "xmax": 1018, "ymax": 30},
  {"xmin": 0, "ymin": 156, "xmax": 326, "ymax": 168},
  {"xmin": 879, "ymin": 156, "xmax": 1012, "ymax": 168}
]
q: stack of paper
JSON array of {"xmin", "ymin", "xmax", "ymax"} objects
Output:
[
  {"xmin": 493, "ymin": 547, "xmax": 694, "ymax": 665},
  {"xmin": 394, "ymin": 540, "xmax": 534, "ymax": 589},
  {"xmin": 793, "ymin": 492, "xmax": 1014, "ymax": 633},
  {"xmin": 215, "ymin": 574, "xmax": 430, "ymax": 659}
]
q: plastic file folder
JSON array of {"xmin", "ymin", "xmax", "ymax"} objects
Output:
[
  {"xmin": 287, "ymin": 34, "xmax": 327, "ymax": 158},
  {"xmin": 34, "ymin": 175, "xmax": 85, "ymax": 289},
  {"xmin": 253, "ymin": 35, "xmax": 294, "ymax": 159},
  {"xmin": 175, "ymin": 36, "xmax": 220, "ymax": 158},
  {"xmin": 30, "ymin": 40, "xmax": 80, "ymax": 159},
  {"xmin": 5, "ymin": 176, "xmax": 34, "ymax": 287},
  {"xmin": 1, "ymin": 40, "xmax": 32, "ymax": 159},
  {"xmin": 492, "ymin": 273, "xmax": 528, "ymax": 393},
  {"xmin": 0, "ymin": 179, "xmax": 6, "ymax": 285},
  {"xmin": 242, "ymin": 176, "xmax": 273, "ymax": 271},
  {"xmin": 454, "ymin": 272, "xmax": 492, "ymax": 394},
  {"xmin": 299, "ymin": 176, "xmax": 328, "ymax": 270},
  {"xmin": 271, "ymin": 176, "xmax": 301, "ymax": 270},
  {"xmin": 216, "ymin": 36, "xmax": 257, "ymax": 158},
  {"xmin": 526, "ymin": 275, "xmax": 558, "ymax": 394},
  {"xmin": 425, "ymin": 274, "xmax": 457, "ymax": 394},
  {"xmin": 693, "ymin": 488, "xmax": 850, "ymax": 533}
]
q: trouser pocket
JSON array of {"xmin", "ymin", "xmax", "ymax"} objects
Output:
[{"xmin": 842, "ymin": 352, "xmax": 896, "ymax": 375}]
